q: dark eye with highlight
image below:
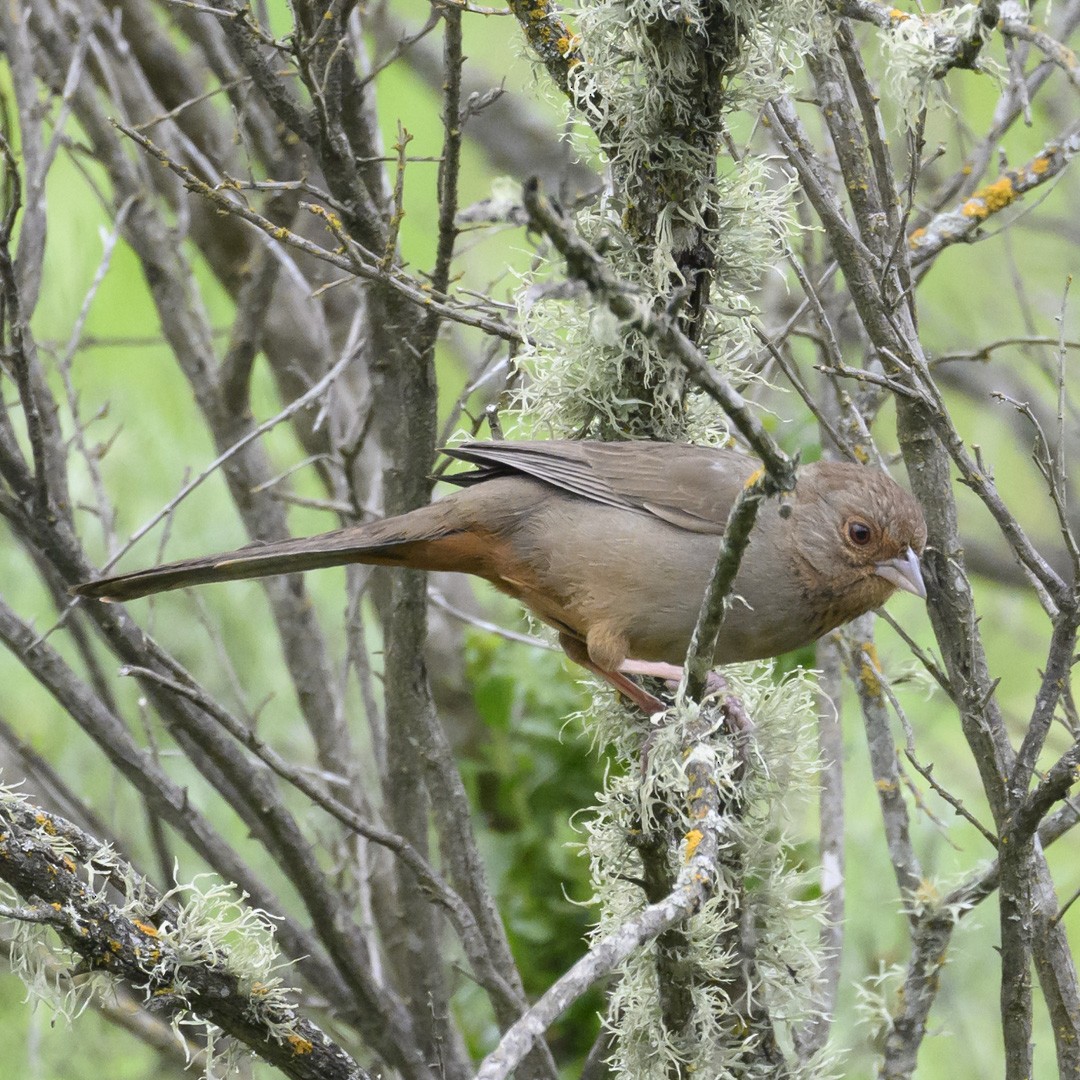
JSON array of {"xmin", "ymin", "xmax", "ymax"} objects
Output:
[{"xmin": 847, "ymin": 520, "xmax": 873, "ymax": 546}]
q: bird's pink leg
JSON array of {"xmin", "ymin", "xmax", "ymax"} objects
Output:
[
  {"xmin": 558, "ymin": 635, "xmax": 668, "ymax": 714},
  {"xmin": 558, "ymin": 637, "xmax": 731, "ymax": 717},
  {"xmin": 618, "ymin": 659, "xmax": 728, "ymax": 700},
  {"xmin": 617, "ymin": 659, "xmax": 685, "ymax": 682}
]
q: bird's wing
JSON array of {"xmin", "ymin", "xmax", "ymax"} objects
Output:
[
  {"xmin": 442, "ymin": 441, "xmax": 627, "ymax": 507},
  {"xmin": 441, "ymin": 440, "xmax": 756, "ymax": 534}
]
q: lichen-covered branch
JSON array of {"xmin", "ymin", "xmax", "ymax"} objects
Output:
[
  {"xmin": 507, "ymin": 0, "xmax": 588, "ymax": 108},
  {"xmin": 0, "ymin": 794, "xmax": 369, "ymax": 1080},
  {"xmin": 475, "ymin": 708, "xmax": 740, "ymax": 1080},
  {"xmin": 681, "ymin": 471, "xmax": 793, "ymax": 702},
  {"xmin": 839, "ymin": 624, "xmax": 924, "ymax": 903},
  {"xmin": 910, "ymin": 133, "xmax": 1080, "ymax": 265}
]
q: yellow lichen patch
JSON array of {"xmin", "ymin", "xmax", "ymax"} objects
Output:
[
  {"xmin": 288, "ymin": 1034, "xmax": 314, "ymax": 1056},
  {"xmin": 907, "ymin": 226, "xmax": 926, "ymax": 248},
  {"xmin": 133, "ymin": 920, "xmax": 158, "ymax": 937},
  {"xmin": 35, "ymin": 814, "xmax": 57, "ymax": 835},
  {"xmin": 889, "ymin": 8, "xmax": 910, "ymax": 19},
  {"xmin": 108, "ymin": 939, "xmax": 122, "ymax": 953},
  {"xmin": 961, "ymin": 176, "xmax": 1016, "ymax": 219},
  {"xmin": 556, "ymin": 33, "xmax": 581, "ymax": 56},
  {"xmin": 860, "ymin": 643, "xmax": 883, "ymax": 697},
  {"xmin": 683, "ymin": 828, "xmax": 704, "ymax": 862},
  {"xmin": 875, "ymin": 778, "xmax": 898, "ymax": 794},
  {"xmin": 1031, "ymin": 153, "xmax": 1054, "ymax": 175},
  {"xmin": 744, "ymin": 467, "xmax": 765, "ymax": 488},
  {"xmin": 860, "ymin": 667, "xmax": 882, "ymax": 697}
]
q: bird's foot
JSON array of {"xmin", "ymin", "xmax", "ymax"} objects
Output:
[
  {"xmin": 600, "ymin": 668, "xmax": 669, "ymax": 716},
  {"xmin": 618, "ymin": 660, "xmax": 755, "ymax": 756}
]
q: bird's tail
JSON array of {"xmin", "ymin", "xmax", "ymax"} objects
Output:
[{"xmin": 73, "ymin": 505, "xmax": 461, "ymax": 603}]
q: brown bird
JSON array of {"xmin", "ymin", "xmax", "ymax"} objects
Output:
[{"xmin": 74, "ymin": 440, "xmax": 927, "ymax": 713}]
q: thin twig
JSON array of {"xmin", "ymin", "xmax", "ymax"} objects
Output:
[{"xmin": 87, "ymin": 349, "xmax": 357, "ymax": 578}]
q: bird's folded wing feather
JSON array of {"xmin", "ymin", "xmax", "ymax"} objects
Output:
[{"xmin": 442, "ymin": 440, "xmax": 756, "ymax": 534}]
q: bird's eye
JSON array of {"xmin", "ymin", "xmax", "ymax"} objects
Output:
[{"xmin": 847, "ymin": 520, "xmax": 873, "ymax": 546}]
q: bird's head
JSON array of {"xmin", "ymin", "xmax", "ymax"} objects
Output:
[{"xmin": 790, "ymin": 461, "xmax": 927, "ymax": 621}]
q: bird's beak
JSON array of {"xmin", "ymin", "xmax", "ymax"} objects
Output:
[{"xmin": 875, "ymin": 548, "xmax": 927, "ymax": 599}]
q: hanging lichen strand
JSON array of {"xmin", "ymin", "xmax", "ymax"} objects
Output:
[{"xmin": 515, "ymin": 0, "xmax": 813, "ymax": 442}]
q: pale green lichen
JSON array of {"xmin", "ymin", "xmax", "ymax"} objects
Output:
[
  {"xmin": 874, "ymin": 4, "xmax": 1005, "ymax": 126},
  {"xmin": 572, "ymin": 669, "xmax": 839, "ymax": 1078},
  {"xmin": 515, "ymin": 158, "xmax": 797, "ymax": 441},
  {"xmin": 513, "ymin": 0, "xmax": 815, "ymax": 441},
  {"xmin": 854, "ymin": 961, "xmax": 907, "ymax": 1041},
  {"xmin": 0, "ymin": 786, "xmax": 304, "ymax": 1078},
  {"xmin": 5, "ymin": 894, "xmax": 113, "ymax": 1025}
]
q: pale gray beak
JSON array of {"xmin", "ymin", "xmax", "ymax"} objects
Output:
[{"xmin": 875, "ymin": 548, "xmax": 927, "ymax": 599}]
